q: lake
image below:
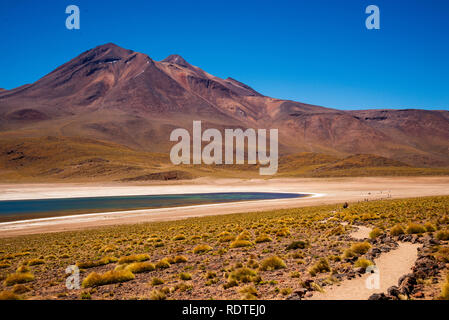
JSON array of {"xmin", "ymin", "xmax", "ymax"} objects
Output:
[{"xmin": 0, "ymin": 192, "xmax": 307, "ymax": 222}]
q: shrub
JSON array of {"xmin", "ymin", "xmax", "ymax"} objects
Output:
[
  {"xmin": 343, "ymin": 242, "xmax": 372, "ymax": 258},
  {"xmin": 309, "ymin": 258, "xmax": 330, "ymax": 276},
  {"xmin": 219, "ymin": 235, "xmax": 236, "ymax": 242},
  {"xmin": 369, "ymin": 228, "xmax": 383, "ymax": 239},
  {"xmin": 441, "ymin": 276, "xmax": 449, "ymax": 300},
  {"xmin": 155, "ymin": 259, "xmax": 171, "ymax": 269},
  {"xmin": 4, "ymin": 273, "xmax": 35, "ymax": 286},
  {"xmin": 80, "ymin": 291, "xmax": 91, "ymax": 300},
  {"xmin": 230, "ymin": 240, "xmax": 253, "ymax": 248},
  {"xmin": 205, "ymin": 271, "xmax": 216, "ymax": 279},
  {"xmin": 286, "ymin": 240, "xmax": 307, "ymax": 250},
  {"xmin": 193, "ymin": 245, "xmax": 212, "ymax": 254},
  {"xmin": 236, "ymin": 231, "xmax": 251, "ymax": 241},
  {"xmin": 16, "ymin": 265, "xmax": 30, "ymax": 273},
  {"xmin": 255, "ymin": 234, "xmax": 272, "ymax": 243},
  {"xmin": 82, "ymin": 270, "xmax": 135, "ymax": 288},
  {"xmin": 0, "ymin": 262, "xmax": 11, "ymax": 269},
  {"xmin": 276, "ymin": 228, "xmax": 290, "ymax": 237},
  {"xmin": 149, "ymin": 289, "xmax": 166, "ymax": 300},
  {"xmin": 260, "ymin": 256, "xmax": 287, "ymax": 271},
  {"xmin": 424, "ymin": 222, "xmax": 436, "ymax": 233},
  {"xmin": 223, "ymin": 279, "xmax": 238, "ymax": 289},
  {"xmin": 390, "ymin": 224, "xmax": 405, "ymax": 236},
  {"xmin": 174, "ymin": 283, "xmax": 193, "ymax": 292},
  {"xmin": 281, "ymin": 288, "xmax": 292, "ymax": 296},
  {"xmin": 26, "ymin": 259, "xmax": 45, "ymax": 266},
  {"xmin": 118, "ymin": 254, "xmax": 150, "ymax": 264},
  {"xmin": 77, "ymin": 256, "xmax": 117, "ymax": 269},
  {"xmin": 179, "ymin": 272, "xmax": 192, "ymax": 281},
  {"xmin": 125, "ymin": 261, "xmax": 155, "ymax": 274},
  {"xmin": 239, "ymin": 285, "xmax": 258, "ymax": 300},
  {"xmin": 173, "ymin": 255, "xmax": 188, "ymax": 263},
  {"xmin": 150, "ymin": 277, "xmax": 164, "ymax": 286},
  {"xmin": 173, "ymin": 235, "xmax": 186, "ymax": 241},
  {"xmin": 12, "ymin": 284, "xmax": 30, "ymax": 294},
  {"xmin": 354, "ymin": 258, "xmax": 374, "ymax": 269},
  {"xmin": 406, "ymin": 223, "xmax": 426, "ymax": 234},
  {"xmin": 228, "ymin": 268, "xmax": 261, "ymax": 284},
  {"xmin": 435, "ymin": 248, "xmax": 449, "ymax": 262},
  {"xmin": 0, "ymin": 290, "xmax": 21, "ymax": 300},
  {"xmin": 436, "ymin": 230, "xmax": 449, "ymax": 241},
  {"xmin": 246, "ymin": 259, "xmax": 259, "ymax": 269}
]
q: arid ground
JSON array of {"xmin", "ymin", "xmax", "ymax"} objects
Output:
[{"xmin": 0, "ymin": 177, "xmax": 449, "ymax": 300}]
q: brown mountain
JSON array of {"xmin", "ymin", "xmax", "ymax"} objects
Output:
[{"xmin": 0, "ymin": 43, "xmax": 448, "ymax": 174}]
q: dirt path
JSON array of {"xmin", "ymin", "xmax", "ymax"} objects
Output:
[
  {"xmin": 308, "ymin": 242, "xmax": 420, "ymax": 300},
  {"xmin": 0, "ymin": 176, "xmax": 448, "ymax": 237},
  {"xmin": 350, "ymin": 225, "xmax": 372, "ymax": 240}
]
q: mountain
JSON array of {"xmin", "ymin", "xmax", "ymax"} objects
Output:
[{"xmin": 0, "ymin": 42, "xmax": 448, "ymax": 180}]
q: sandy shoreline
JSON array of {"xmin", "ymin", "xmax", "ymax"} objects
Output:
[{"xmin": 1, "ymin": 176, "xmax": 449, "ymax": 238}]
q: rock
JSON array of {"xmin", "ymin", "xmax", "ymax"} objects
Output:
[
  {"xmin": 290, "ymin": 288, "xmax": 307, "ymax": 300},
  {"xmin": 413, "ymin": 291, "xmax": 424, "ymax": 298},
  {"xmin": 403, "ymin": 235, "xmax": 412, "ymax": 242},
  {"xmin": 422, "ymin": 235, "xmax": 439, "ymax": 246},
  {"xmin": 369, "ymin": 247, "xmax": 382, "ymax": 258},
  {"xmin": 368, "ymin": 293, "xmax": 391, "ymax": 300},
  {"xmin": 387, "ymin": 285, "xmax": 400, "ymax": 298},
  {"xmin": 354, "ymin": 267, "xmax": 365, "ymax": 274},
  {"xmin": 347, "ymin": 271, "xmax": 356, "ymax": 279},
  {"xmin": 411, "ymin": 235, "xmax": 421, "ymax": 244},
  {"xmin": 412, "ymin": 255, "xmax": 441, "ymax": 279},
  {"xmin": 305, "ymin": 292, "xmax": 313, "ymax": 298},
  {"xmin": 398, "ymin": 274, "xmax": 417, "ymax": 296}
]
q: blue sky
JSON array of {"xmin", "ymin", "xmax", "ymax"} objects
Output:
[{"xmin": 1, "ymin": 0, "xmax": 448, "ymax": 110}]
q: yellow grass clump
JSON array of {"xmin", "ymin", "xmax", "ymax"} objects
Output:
[
  {"xmin": 369, "ymin": 228, "xmax": 383, "ymax": 239},
  {"xmin": 255, "ymin": 234, "xmax": 272, "ymax": 243},
  {"xmin": 155, "ymin": 258, "xmax": 171, "ymax": 269},
  {"xmin": 230, "ymin": 240, "xmax": 253, "ymax": 248},
  {"xmin": 125, "ymin": 261, "xmax": 155, "ymax": 274},
  {"xmin": 309, "ymin": 258, "xmax": 330, "ymax": 276},
  {"xmin": 4, "ymin": 272, "xmax": 35, "ymax": 286},
  {"xmin": 260, "ymin": 256, "xmax": 287, "ymax": 271},
  {"xmin": 193, "ymin": 244, "xmax": 212, "ymax": 254},
  {"xmin": 406, "ymin": 223, "xmax": 426, "ymax": 234},
  {"xmin": 354, "ymin": 258, "xmax": 374, "ymax": 269},
  {"xmin": 390, "ymin": 224, "xmax": 405, "ymax": 236},
  {"xmin": 82, "ymin": 270, "xmax": 135, "ymax": 288},
  {"xmin": 343, "ymin": 242, "xmax": 371, "ymax": 258},
  {"xmin": 436, "ymin": 230, "xmax": 449, "ymax": 241},
  {"xmin": 0, "ymin": 290, "xmax": 21, "ymax": 300},
  {"xmin": 228, "ymin": 268, "xmax": 261, "ymax": 284},
  {"xmin": 117, "ymin": 254, "xmax": 150, "ymax": 264},
  {"xmin": 77, "ymin": 256, "xmax": 118, "ymax": 269}
]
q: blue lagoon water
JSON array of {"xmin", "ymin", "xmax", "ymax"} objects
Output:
[{"xmin": 0, "ymin": 192, "xmax": 307, "ymax": 222}]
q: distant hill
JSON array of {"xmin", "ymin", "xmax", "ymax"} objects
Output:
[{"xmin": 0, "ymin": 43, "xmax": 448, "ymax": 181}]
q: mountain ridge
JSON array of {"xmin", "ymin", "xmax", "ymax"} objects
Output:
[{"xmin": 1, "ymin": 43, "xmax": 448, "ymax": 169}]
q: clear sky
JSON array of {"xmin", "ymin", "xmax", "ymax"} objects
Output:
[{"xmin": 1, "ymin": 0, "xmax": 448, "ymax": 110}]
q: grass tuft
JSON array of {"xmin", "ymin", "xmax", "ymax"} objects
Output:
[
  {"xmin": 390, "ymin": 224, "xmax": 405, "ymax": 236},
  {"xmin": 260, "ymin": 256, "xmax": 287, "ymax": 271},
  {"xmin": 4, "ymin": 272, "xmax": 34, "ymax": 286},
  {"xmin": 125, "ymin": 261, "xmax": 155, "ymax": 274},
  {"xmin": 117, "ymin": 254, "xmax": 150, "ymax": 264},
  {"xmin": 82, "ymin": 269, "xmax": 135, "ymax": 288},
  {"xmin": 405, "ymin": 223, "xmax": 426, "ymax": 234},
  {"xmin": 193, "ymin": 244, "xmax": 212, "ymax": 254},
  {"xmin": 309, "ymin": 258, "xmax": 330, "ymax": 276}
]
